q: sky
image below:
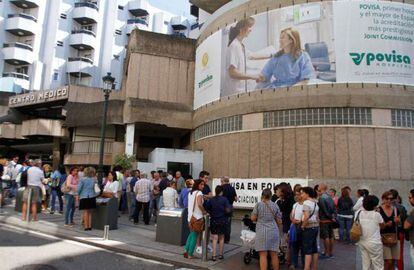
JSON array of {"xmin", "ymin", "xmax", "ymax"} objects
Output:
[{"xmin": 148, "ymin": 0, "xmax": 194, "ymax": 19}]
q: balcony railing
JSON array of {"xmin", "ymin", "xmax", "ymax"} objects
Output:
[
  {"xmin": 3, "ymin": 42, "xmax": 33, "ymax": 51},
  {"xmin": 68, "ymin": 57, "xmax": 93, "ymax": 64},
  {"xmin": 2, "ymin": 72, "xmax": 29, "ymax": 80},
  {"xmin": 8, "ymin": 13, "xmax": 37, "ymax": 22},
  {"xmin": 71, "ymin": 29, "xmax": 96, "ymax": 37},
  {"xmin": 74, "ymin": 2, "xmax": 98, "ymax": 11},
  {"xmin": 127, "ymin": 18, "xmax": 148, "ymax": 26},
  {"xmin": 66, "ymin": 141, "xmax": 112, "ymax": 154}
]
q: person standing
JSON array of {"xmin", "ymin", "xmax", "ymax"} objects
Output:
[
  {"xmin": 403, "ymin": 189, "xmax": 414, "ymax": 267},
  {"xmin": 102, "ymin": 171, "xmax": 119, "ymax": 199},
  {"xmin": 290, "ymin": 189, "xmax": 305, "ymax": 269},
  {"xmin": 133, "ymin": 172, "xmax": 152, "ymax": 225},
  {"xmin": 205, "ymin": 185, "xmax": 231, "ymax": 261},
  {"xmin": 150, "ymin": 172, "xmax": 161, "ymax": 223},
  {"xmin": 199, "ymin": 171, "xmax": 212, "ymax": 198},
  {"xmin": 22, "ymin": 159, "xmax": 44, "ymax": 221},
  {"xmin": 64, "ymin": 167, "xmax": 79, "ymax": 226},
  {"xmin": 317, "ymin": 183, "xmax": 335, "ymax": 259},
  {"xmin": 301, "ymin": 187, "xmax": 319, "ymax": 270},
  {"xmin": 184, "ymin": 179, "xmax": 206, "ymax": 259},
  {"xmin": 337, "ymin": 187, "xmax": 354, "ymax": 243},
  {"xmin": 49, "ymin": 165, "xmax": 66, "ymax": 214},
  {"xmin": 390, "ymin": 189, "xmax": 407, "ymax": 270},
  {"xmin": 221, "ymin": 176, "xmax": 237, "ymax": 243},
  {"xmin": 162, "ymin": 181, "xmax": 179, "ymax": 208},
  {"xmin": 8, "ymin": 155, "xmax": 22, "ymax": 198},
  {"xmin": 42, "ymin": 164, "xmax": 52, "ymax": 212},
  {"xmin": 77, "ymin": 167, "xmax": 97, "ymax": 231},
  {"xmin": 179, "ymin": 178, "xmax": 193, "ymax": 209},
  {"xmin": 357, "ymin": 195, "xmax": 384, "ymax": 270},
  {"xmin": 127, "ymin": 170, "xmax": 139, "ymax": 221},
  {"xmin": 379, "ymin": 191, "xmax": 400, "ymax": 270},
  {"xmin": 251, "ymin": 188, "xmax": 282, "ymax": 270},
  {"xmin": 175, "ymin": 171, "xmax": 185, "ymax": 194},
  {"xmin": 354, "ymin": 189, "xmax": 369, "ymax": 212}
]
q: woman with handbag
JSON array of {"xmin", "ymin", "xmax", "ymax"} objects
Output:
[
  {"xmin": 64, "ymin": 167, "xmax": 79, "ymax": 227},
  {"xmin": 251, "ymin": 188, "xmax": 282, "ymax": 270},
  {"xmin": 184, "ymin": 179, "xmax": 207, "ymax": 259},
  {"xmin": 356, "ymin": 195, "xmax": 384, "ymax": 270},
  {"xmin": 289, "ymin": 189, "xmax": 304, "ymax": 269},
  {"xmin": 379, "ymin": 191, "xmax": 400, "ymax": 270},
  {"xmin": 77, "ymin": 167, "xmax": 97, "ymax": 231},
  {"xmin": 184, "ymin": 179, "xmax": 206, "ymax": 259}
]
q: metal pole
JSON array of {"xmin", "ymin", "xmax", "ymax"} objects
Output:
[
  {"xmin": 103, "ymin": 225, "xmax": 109, "ymax": 240},
  {"xmin": 202, "ymin": 214, "xmax": 210, "ymax": 261},
  {"xmin": 26, "ymin": 188, "xmax": 31, "ymax": 222},
  {"xmin": 97, "ymin": 91, "xmax": 110, "ymax": 188}
]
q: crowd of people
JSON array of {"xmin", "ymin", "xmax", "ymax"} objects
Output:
[
  {"xmin": 1, "ymin": 156, "xmax": 414, "ymax": 269},
  {"xmin": 249, "ymin": 182, "xmax": 414, "ymax": 270}
]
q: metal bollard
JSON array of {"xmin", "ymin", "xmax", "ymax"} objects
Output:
[
  {"xmin": 103, "ymin": 225, "xmax": 109, "ymax": 240},
  {"xmin": 26, "ymin": 188, "xmax": 32, "ymax": 223},
  {"xmin": 201, "ymin": 214, "xmax": 210, "ymax": 262}
]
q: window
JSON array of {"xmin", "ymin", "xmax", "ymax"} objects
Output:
[
  {"xmin": 115, "ymin": 29, "xmax": 122, "ymax": 35},
  {"xmin": 53, "ymin": 70, "xmax": 59, "ymax": 81},
  {"xmin": 113, "ymin": 54, "xmax": 120, "ymax": 60},
  {"xmin": 60, "ymin": 13, "xmax": 67, "ymax": 19},
  {"xmin": 263, "ymin": 108, "xmax": 372, "ymax": 128},
  {"xmin": 81, "ymin": 25, "xmax": 93, "ymax": 31},
  {"xmin": 194, "ymin": 115, "xmax": 242, "ymax": 140},
  {"xmin": 392, "ymin": 109, "xmax": 414, "ymax": 128},
  {"xmin": 57, "ymin": 41, "xmax": 63, "ymax": 47},
  {"xmin": 118, "ymin": 5, "xmax": 124, "ymax": 10}
]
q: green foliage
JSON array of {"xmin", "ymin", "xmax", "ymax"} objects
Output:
[{"xmin": 113, "ymin": 153, "xmax": 136, "ymax": 170}]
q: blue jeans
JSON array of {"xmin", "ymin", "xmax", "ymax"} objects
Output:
[
  {"xmin": 65, "ymin": 194, "xmax": 76, "ymax": 224},
  {"xmin": 50, "ymin": 188, "xmax": 63, "ymax": 212},
  {"xmin": 337, "ymin": 216, "xmax": 353, "ymax": 242},
  {"xmin": 128, "ymin": 192, "xmax": 136, "ymax": 219}
]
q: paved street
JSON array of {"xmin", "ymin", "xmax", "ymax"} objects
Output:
[{"xmin": 0, "ymin": 225, "xmax": 175, "ymax": 270}]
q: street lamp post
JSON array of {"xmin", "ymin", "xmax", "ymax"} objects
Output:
[{"xmin": 97, "ymin": 72, "xmax": 115, "ymax": 187}]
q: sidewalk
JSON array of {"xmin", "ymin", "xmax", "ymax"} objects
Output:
[{"xmin": 0, "ymin": 204, "xmax": 393, "ymax": 270}]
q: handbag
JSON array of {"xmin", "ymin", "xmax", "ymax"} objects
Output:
[
  {"xmin": 350, "ymin": 210, "xmax": 362, "ymax": 242},
  {"xmin": 189, "ymin": 191, "xmax": 205, "ymax": 233},
  {"xmin": 381, "ymin": 207, "xmax": 398, "ymax": 247},
  {"xmin": 60, "ymin": 180, "xmax": 71, "ymax": 194},
  {"xmin": 94, "ymin": 182, "xmax": 101, "ymax": 195}
]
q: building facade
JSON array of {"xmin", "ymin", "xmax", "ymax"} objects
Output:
[
  {"xmin": 0, "ymin": 0, "xmax": 196, "ymax": 93},
  {"xmin": 190, "ymin": 0, "xmax": 414, "ymax": 196}
]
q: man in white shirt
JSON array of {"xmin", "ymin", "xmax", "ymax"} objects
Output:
[
  {"xmin": 8, "ymin": 155, "xmax": 22, "ymax": 197},
  {"xmin": 133, "ymin": 173, "xmax": 152, "ymax": 225},
  {"xmin": 22, "ymin": 159, "xmax": 44, "ymax": 221},
  {"xmin": 162, "ymin": 181, "xmax": 179, "ymax": 208}
]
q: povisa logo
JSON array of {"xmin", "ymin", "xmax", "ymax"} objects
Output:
[{"xmin": 349, "ymin": 50, "xmax": 411, "ymax": 66}]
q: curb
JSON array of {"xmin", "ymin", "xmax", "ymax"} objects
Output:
[{"xmin": 0, "ymin": 219, "xmax": 209, "ymax": 270}]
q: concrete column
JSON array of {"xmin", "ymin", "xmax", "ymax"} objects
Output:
[
  {"xmin": 125, "ymin": 123, "xmax": 135, "ymax": 156},
  {"xmin": 52, "ymin": 137, "xmax": 61, "ymax": 170}
]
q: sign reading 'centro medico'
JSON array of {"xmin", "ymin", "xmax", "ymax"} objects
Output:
[
  {"xmin": 212, "ymin": 178, "xmax": 309, "ymax": 209},
  {"xmin": 194, "ymin": 0, "xmax": 414, "ymax": 109},
  {"xmin": 9, "ymin": 87, "xmax": 69, "ymax": 107}
]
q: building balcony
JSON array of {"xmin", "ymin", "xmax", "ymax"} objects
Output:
[
  {"xmin": 189, "ymin": 0, "xmax": 231, "ymax": 14},
  {"xmin": 70, "ymin": 29, "xmax": 96, "ymax": 50},
  {"xmin": 126, "ymin": 18, "xmax": 149, "ymax": 34},
  {"xmin": 67, "ymin": 57, "xmax": 93, "ymax": 77},
  {"xmin": 10, "ymin": 0, "xmax": 40, "ymax": 9},
  {"xmin": 64, "ymin": 141, "xmax": 125, "ymax": 165},
  {"xmin": 2, "ymin": 43, "xmax": 34, "ymax": 65},
  {"xmin": 73, "ymin": 2, "xmax": 99, "ymax": 25},
  {"xmin": 170, "ymin": 16, "xmax": 189, "ymax": 30},
  {"xmin": 0, "ymin": 123, "xmax": 24, "ymax": 139},
  {"xmin": 5, "ymin": 14, "xmax": 38, "ymax": 36},
  {"xmin": 128, "ymin": 0, "xmax": 149, "ymax": 17},
  {"xmin": 1, "ymin": 72, "xmax": 30, "ymax": 92},
  {"xmin": 21, "ymin": 119, "xmax": 68, "ymax": 137}
]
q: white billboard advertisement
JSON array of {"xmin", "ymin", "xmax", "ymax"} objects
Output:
[
  {"xmin": 212, "ymin": 178, "xmax": 309, "ymax": 209},
  {"xmin": 194, "ymin": 1, "xmax": 414, "ymax": 109}
]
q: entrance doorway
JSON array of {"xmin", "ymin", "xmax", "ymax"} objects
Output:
[{"xmin": 167, "ymin": 162, "xmax": 191, "ymax": 178}]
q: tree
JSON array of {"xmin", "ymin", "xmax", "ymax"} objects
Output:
[{"xmin": 113, "ymin": 153, "xmax": 136, "ymax": 170}]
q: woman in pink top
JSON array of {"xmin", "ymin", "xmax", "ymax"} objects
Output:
[{"xmin": 64, "ymin": 167, "xmax": 79, "ymax": 226}]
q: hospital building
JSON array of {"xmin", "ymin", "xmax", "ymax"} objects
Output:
[{"xmin": 1, "ymin": 0, "xmax": 414, "ymax": 199}]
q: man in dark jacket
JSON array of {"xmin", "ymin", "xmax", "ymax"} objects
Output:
[{"xmin": 221, "ymin": 177, "xmax": 237, "ymax": 243}]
